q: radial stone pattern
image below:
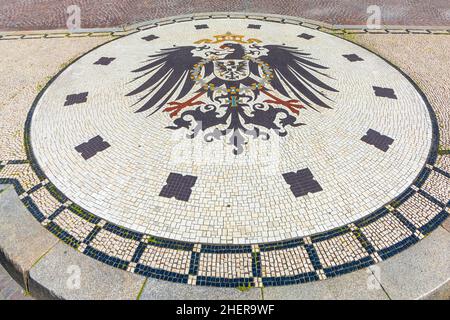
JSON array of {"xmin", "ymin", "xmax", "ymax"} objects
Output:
[{"xmin": 2, "ymin": 17, "xmax": 448, "ymax": 287}]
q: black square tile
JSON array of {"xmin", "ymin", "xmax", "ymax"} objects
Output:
[{"xmin": 75, "ymin": 135, "xmax": 111, "ymax": 160}]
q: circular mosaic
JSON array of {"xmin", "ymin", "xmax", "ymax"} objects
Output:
[{"xmin": 14, "ymin": 16, "xmax": 448, "ymax": 287}]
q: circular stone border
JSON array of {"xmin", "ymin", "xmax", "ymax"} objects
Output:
[{"xmin": 2, "ymin": 13, "xmax": 446, "ymax": 288}]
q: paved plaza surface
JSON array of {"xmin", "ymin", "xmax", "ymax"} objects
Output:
[
  {"xmin": 0, "ymin": 11, "xmax": 449, "ymax": 299},
  {"xmin": 0, "ymin": 263, "xmax": 31, "ymax": 300},
  {"xmin": 0, "ymin": 0, "xmax": 450, "ymax": 31}
]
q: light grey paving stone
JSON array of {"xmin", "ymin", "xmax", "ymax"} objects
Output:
[
  {"xmin": 140, "ymin": 278, "xmax": 262, "ymax": 300},
  {"xmin": 262, "ymin": 268, "xmax": 389, "ymax": 300},
  {"xmin": 420, "ymin": 279, "xmax": 450, "ymax": 300},
  {"xmin": 0, "ymin": 184, "xmax": 59, "ymax": 289},
  {"xmin": 373, "ymin": 227, "xmax": 450, "ymax": 300},
  {"xmin": 28, "ymin": 242, "xmax": 146, "ymax": 300}
]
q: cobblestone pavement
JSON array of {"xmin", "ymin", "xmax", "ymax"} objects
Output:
[
  {"xmin": 0, "ymin": 263, "xmax": 32, "ymax": 300},
  {"xmin": 0, "ymin": 1, "xmax": 449, "ymax": 32},
  {"xmin": 356, "ymin": 34, "xmax": 450, "ymax": 150},
  {"xmin": 0, "ymin": 18, "xmax": 448, "ymax": 289}
]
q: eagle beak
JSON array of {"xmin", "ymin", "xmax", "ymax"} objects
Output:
[{"xmin": 220, "ymin": 45, "xmax": 230, "ymax": 50}]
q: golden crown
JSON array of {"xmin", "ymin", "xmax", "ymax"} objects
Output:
[{"xmin": 194, "ymin": 32, "xmax": 262, "ymax": 44}]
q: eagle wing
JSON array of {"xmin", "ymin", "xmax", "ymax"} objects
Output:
[
  {"xmin": 127, "ymin": 46, "xmax": 211, "ymax": 114},
  {"xmin": 259, "ymin": 45, "xmax": 338, "ymax": 110}
]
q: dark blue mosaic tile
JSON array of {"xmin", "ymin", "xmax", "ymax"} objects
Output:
[
  {"xmin": 131, "ymin": 242, "xmax": 147, "ymax": 263},
  {"xmin": 45, "ymin": 183, "xmax": 69, "ymax": 203},
  {"xmin": 418, "ymin": 189, "xmax": 445, "ymax": 207},
  {"xmin": 21, "ymin": 196, "xmax": 45, "ymax": 222},
  {"xmin": 27, "ymin": 183, "xmax": 43, "ymax": 194},
  {"xmin": 104, "ymin": 223, "xmax": 143, "ymax": 241},
  {"xmin": 259, "ymin": 239, "xmax": 304, "ymax": 252},
  {"xmin": 188, "ymin": 251, "xmax": 200, "ymax": 275},
  {"xmin": 201, "ymin": 244, "xmax": 252, "ymax": 254},
  {"xmin": 47, "ymin": 205, "xmax": 66, "ymax": 221},
  {"xmin": 83, "ymin": 226, "xmax": 102, "ymax": 245},
  {"xmin": 377, "ymin": 235, "xmax": 419, "ymax": 260},
  {"xmin": 323, "ymin": 257, "xmax": 373, "ymax": 278},
  {"xmin": 134, "ymin": 264, "xmax": 188, "ymax": 284},
  {"xmin": 389, "ymin": 187, "xmax": 415, "ymax": 208},
  {"xmin": 414, "ymin": 168, "xmax": 432, "ymax": 188},
  {"xmin": 29, "ymin": 161, "xmax": 46, "ymax": 181},
  {"xmin": 252, "ymin": 251, "xmax": 262, "ymax": 277},
  {"xmin": 6, "ymin": 160, "xmax": 30, "ymax": 164},
  {"xmin": 304, "ymin": 244, "xmax": 323, "ymax": 270},
  {"xmin": 68, "ymin": 203, "xmax": 101, "ymax": 224},
  {"xmin": 46, "ymin": 222, "xmax": 80, "ymax": 249},
  {"xmin": 311, "ymin": 225, "xmax": 350, "ymax": 243},
  {"xmin": 84, "ymin": 246, "xmax": 129, "ymax": 270},
  {"xmin": 355, "ymin": 206, "xmax": 389, "ymax": 228},
  {"xmin": 434, "ymin": 167, "xmax": 450, "ymax": 179},
  {"xmin": 393, "ymin": 210, "xmax": 417, "ymax": 232},
  {"xmin": 343, "ymin": 54, "xmax": 364, "ymax": 62},
  {"xmin": 298, "ymin": 33, "xmax": 314, "ymax": 40},
  {"xmin": 195, "ymin": 24, "xmax": 209, "ymax": 30},
  {"xmin": 352, "ymin": 230, "xmax": 376, "ymax": 254},
  {"xmin": 262, "ymin": 272, "xmax": 319, "ymax": 287},
  {"xmin": 0, "ymin": 178, "xmax": 25, "ymax": 195},
  {"xmin": 196, "ymin": 276, "xmax": 253, "ymax": 288}
]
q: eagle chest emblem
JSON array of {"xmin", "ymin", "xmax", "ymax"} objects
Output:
[{"xmin": 213, "ymin": 59, "xmax": 250, "ymax": 81}]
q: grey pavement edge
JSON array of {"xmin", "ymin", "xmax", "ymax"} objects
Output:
[
  {"xmin": 1, "ymin": 182, "xmax": 449, "ymax": 300},
  {"xmin": 140, "ymin": 278, "xmax": 263, "ymax": 300},
  {"xmin": 0, "ymin": 184, "xmax": 59, "ymax": 290}
]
